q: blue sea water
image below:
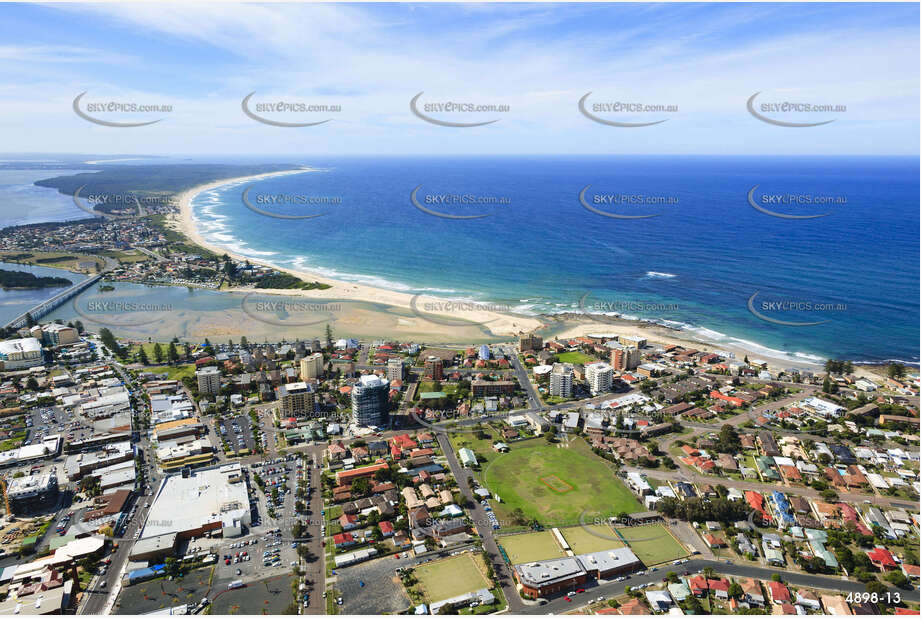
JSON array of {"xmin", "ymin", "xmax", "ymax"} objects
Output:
[{"xmin": 191, "ymin": 156, "xmax": 919, "ymax": 365}]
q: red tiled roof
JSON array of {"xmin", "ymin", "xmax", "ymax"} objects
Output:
[
  {"xmin": 867, "ymin": 547, "xmax": 897, "ymax": 569},
  {"xmin": 768, "ymin": 581, "xmax": 790, "ymax": 602}
]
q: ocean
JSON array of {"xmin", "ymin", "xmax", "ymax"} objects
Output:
[{"xmin": 189, "ymin": 155, "xmax": 920, "ymax": 365}]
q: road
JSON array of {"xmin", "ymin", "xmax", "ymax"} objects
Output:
[
  {"xmin": 436, "ymin": 431, "xmax": 525, "ymax": 612},
  {"xmin": 79, "ymin": 492, "xmax": 154, "ymax": 615},
  {"xmin": 623, "ymin": 465, "xmax": 913, "ymax": 509},
  {"xmin": 521, "ymin": 558, "xmax": 918, "ymax": 615},
  {"xmin": 80, "ymin": 362, "xmax": 154, "ymax": 616}
]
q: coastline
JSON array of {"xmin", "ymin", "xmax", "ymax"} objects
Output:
[
  {"xmin": 170, "ymin": 169, "xmax": 545, "ymax": 338},
  {"xmin": 168, "ymin": 170, "xmax": 836, "ymax": 374}
]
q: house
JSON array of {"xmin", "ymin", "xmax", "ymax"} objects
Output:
[
  {"xmin": 740, "ymin": 578, "xmax": 764, "ymax": 606},
  {"xmin": 767, "ymin": 581, "xmax": 790, "ymax": 604},
  {"xmin": 617, "ymin": 598, "xmax": 651, "ymax": 615},
  {"xmin": 736, "ymin": 533, "xmax": 757, "ymax": 557},
  {"xmin": 688, "ymin": 575, "xmax": 708, "ymax": 597},
  {"xmin": 328, "ymin": 441, "xmax": 348, "ymax": 461},
  {"xmin": 458, "ymin": 448, "xmax": 477, "ymax": 467},
  {"xmin": 867, "ymin": 547, "xmax": 897, "ymax": 570},
  {"xmin": 667, "ymin": 581, "xmax": 691, "ymax": 602},
  {"xmin": 704, "ymin": 533, "xmax": 725, "ymax": 548},
  {"xmin": 901, "ymin": 564, "xmax": 921, "ymax": 580},
  {"xmin": 795, "ymin": 590, "xmax": 821, "ymax": 611},
  {"xmin": 820, "ymin": 595, "xmax": 852, "ymax": 615},
  {"xmin": 338, "ymin": 514, "xmax": 358, "ymax": 530},
  {"xmin": 333, "ymin": 532, "xmax": 356, "ymax": 548},
  {"xmin": 707, "ymin": 578, "xmax": 730, "ymax": 599},
  {"xmin": 716, "ymin": 453, "xmax": 738, "ymax": 472},
  {"xmin": 645, "ymin": 589, "xmax": 673, "ymax": 611},
  {"xmin": 378, "ymin": 521, "xmax": 394, "ymax": 537}
]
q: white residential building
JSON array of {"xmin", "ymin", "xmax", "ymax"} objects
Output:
[
  {"xmin": 550, "ymin": 363, "xmax": 574, "ymax": 398},
  {"xmin": 585, "ymin": 362, "xmax": 614, "ymax": 396}
]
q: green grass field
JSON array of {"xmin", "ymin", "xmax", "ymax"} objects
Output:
[
  {"xmin": 413, "ymin": 553, "xmax": 491, "ymax": 603},
  {"xmin": 560, "ymin": 524, "xmax": 625, "ymax": 555},
  {"xmin": 449, "ymin": 427, "xmax": 498, "ymax": 461},
  {"xmin": 616, "ymin": 524, "xmax": 688, "ymax": 565},
  {"xmin": 483, "ymin": 441, "xmax": 642, "ymax": 525},
  {"xmin": 554, "ymin": 351, "xmax": 597, "ymax": 365},
  {"xmin": 144, "ymin": 363, "xmax": 196, "ymax": 381},
  {"xmin": 497, "ymin": 531, "xmax": 566, "ymax": 564}
]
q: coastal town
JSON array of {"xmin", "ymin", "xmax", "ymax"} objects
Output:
[{"xmin": 0, "ymin": 314, "xmax": 916, "ymax": 616}]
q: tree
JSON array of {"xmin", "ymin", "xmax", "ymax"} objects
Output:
[
  {"xmin": 351, "ymin": 477, "xmax": 371, "ymax": 497},
  {"xmin": 25, "ymin": 377, "xmax": 38, "ymax": 391},
  {"xmin": 164, "ymin": 557, "xmax": 181, "ymax": 577},
  {"xmin": 716, "ymin": 424, "xmax": 741, "ymax": 454},
  {"xmin": 887, "ymin": 363, "xmax": 906, "ymax": 379},
  {"xmin": 885, "ymin": 570, "xmax": 911, "ymax": 589},
  {"xmin": 98, "ymin": 327, "xmax": 124, "ymax": 357},
  {"xmin": 153, "ymin": 342, "xmax": 164, "ymax": 363},
  {"xmin": 865, "ymin": 580, "xmax": 887, "ymax": 596},
  {"xmin": 137, "ymin": 346, "xmax": 149, "ymax": 365},
  {"xmin": 167, "ymin": 342, "xmax": 179, "ymax": 364}
]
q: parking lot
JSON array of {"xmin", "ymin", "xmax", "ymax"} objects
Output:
[
  {"xmin": 216, "ymin": 414, "xmax": 257, "ymax": 454},
  {"xmin": 210, "ymin": 574, "xmax": 297, "ymax": 615},
  {"xmin": 113, "ymin": 565, "xmax": 213, "ymax": 615},
  {"xmin": 337, "ymin": 544, "xmax": 480, "ymax": 615},
  {"xmin": 27, "ymin": 406, "xmax": 91, "ymax": 446}
]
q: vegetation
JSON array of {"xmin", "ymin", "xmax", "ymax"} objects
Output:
[
  {"xmin": 0, "ymin": 268, "xmax": 72, "ymax": 289},
  {"xmin": 253, "ymin": 272, "xmax": 331, "ymax": 290},
  {"xmin": 483, "ymin": 441, "xmax": 641, "ymax": 524},
  {"xmin": 656, "ymin": 496, "xmax": 751, "ymax": 524}
]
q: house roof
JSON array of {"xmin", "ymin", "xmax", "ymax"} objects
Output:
[{"xmin": 768, "ymin": 581, "xmax": 790, "ymax": 601}]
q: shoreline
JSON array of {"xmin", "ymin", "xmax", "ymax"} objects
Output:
[
  {"xmin": 170, "ymin": 170, "xmax": 545, "ymax": 338},
  {"xmin": 168, "ymin": 170, "xmax": 837, "ymax": 373}
]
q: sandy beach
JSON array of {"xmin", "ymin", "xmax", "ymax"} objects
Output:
[
  {"xmin": 171, "ymin": 170, "xmax": 545, "ymax": 339},
  {"xmin": 170, "ymin": 170, "xmax": 827, "ymax": 373}
]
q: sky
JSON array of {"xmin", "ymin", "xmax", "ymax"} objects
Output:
[{"xmin": 0, "ymin": 2, "xmax": 918, "ymax": 156}]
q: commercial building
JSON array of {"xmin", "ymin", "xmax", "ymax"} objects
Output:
[
  {"xmin": 424, "ymin": 356, "xmax": 444, "ymax": 381},
  {"xmin": 141, "ymin": 463, "xmax": 250, "ymax": 541},
  {"xmin": 299, "ymin": 352, "xmax": 324, "ymax": 380},
  {"xmin": 585, "ymin": 362, "xmax": 613, "ymax": 395},
  {"xmin": 351, "ymin": 374, "xmax": 389, "ymax": 427},
  {"xmin": 6, "ymin": 472, "xmax": 59, "ymax": 514},
  {"xmin": 550, "ymin": 363, "xmax": 574, "ymax": 398},
  {"xmin": 514, "ymin": 547, "xmax": 642, "ymax": 598},
  {"xmin": 514, "ymin": 557, "xmax": 588, "ymax": 597},
  {"xmin": 276, "ymin": 381, "xmax": 316, "ymax": 417},
  {"xmin": 0, "ymin": 337, "xmax": 43, "ymax": 371},
  {"xmin": 65, "ymin": 441, "xmax": 134, "ymax": 480},
  {"xmin": 80, "ymin": 388, "xmax": 131, "ymax": 419},
  {"xmin": 195, "ymin": 366, "xmax": 221, "ymax": 395}
]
